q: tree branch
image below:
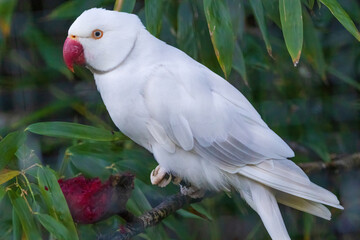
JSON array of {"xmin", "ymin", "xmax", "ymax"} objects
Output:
[
  {"xmin": 98, "ymin": 153, "xmax": 360, "ymax": 240},
  {"xmin": 298, "ymin": 153, "xmax": 360, "ymax": 174},
  {"xmin": 99, "ymin": 193, "xmax": 201, "ymax": 240}
]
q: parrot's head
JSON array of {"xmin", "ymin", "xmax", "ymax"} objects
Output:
[{"xmin": 63, "ymin": 8, "xmax": 142, "ymax": 73}]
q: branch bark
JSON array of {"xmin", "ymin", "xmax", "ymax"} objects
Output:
[
  {"xmin": 298, "ymin": 153, "xmax": 360, "ymax": 174},
  {"xmin": 99, "ymin": 153, "xmax": 360, "ymax": 240},
  {"xmin": 99, "ymin": 193, "xmax": 201, "ymax": 240}
]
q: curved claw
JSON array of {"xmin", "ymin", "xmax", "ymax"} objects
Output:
[
  {"xmin": 150, "ymin": 165, "xmax": 172, "ymax": 187},
  {"xmin": 180, "ymin": 185, "xmax": 205, "ymax": 199}
]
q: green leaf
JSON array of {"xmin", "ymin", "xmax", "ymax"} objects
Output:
[
  {"xmin": 279, "ymin": 0, "xmax": 303, "ymax": 65},
  {"xmin": 24, "ymin": 27, "xmax": 70, "ymax": 78},
  {"xmin": 0, "ymin": 186, "xmax": 5, "ymax": 202},
  {"xmin": 303, "ymin": 9, "xmax": 326, "ymax": 80},
  {"xmin": 226, "ymin": 0, "xmax": 245, "ymax": 39},
  {"xmin": 250, "ymin": 0, "xmax": 272, "ymax": 56},
  {"xmin": 37, "ymin": 166, "xmax": 79, "ymax": 240},
  {"xmin": 37, "ymin": 213, "xmax": 71, "ymax": 240},
  {"xmin": 263, "ymin": 0, "xmax": 281, "ymax": 27},
  {"xmin": 203, "ymin": 0, "xmax": 234, "ymax": 78},
  {"xmin": 308, "ymin": 0, "xmax": 315, "ymax": 9},
  {"xmin": 8, "ymin": 190, "xmax": 42, "ymax": 240},
  {"xmin": 190, "ymin": 203, "xmax": 213, "ymax": 221},
  {"xmin": 12, "ymin": 207, "xmax": 22, "ymax": 240},
  {"xmin": 191, "ymin": 0, "xmax": 222, "ymax": 75},
  {"xmin": 47, "ymin": 0, "xmax": 103, "ymax": 20},
  {"xmin": 327, "ymin": 66, "xmax": 360, "ymax": 91},
  {"xmin": 320, "ymin": 0, "xmax": 360, "ymax": 41},
  {"xmin": 0, "ymin": 169, "xmax": 20, "ymax": 185},
  {"xmin": 0, "ymin": 131, "xmax": 26, "ymax": 171},
  {"xmin": 114, "ymin": 0, "xmax": 136, "ymax": 13},
  {"xmin": 0, "ymin": 0, "xmax": 18, "ymax": 37},
  {"xmin": 232, "ymin": 43, "xmax": 247, "ymax": 85},
  {"xmin": 177, "ymin": 209, "xmax": 206, "ymax": 221},
  {"xmin": 26, "ymin": 122, "xmax": 122, "ymax": 141},
  {"xmin": 145, "ymin": 0, "xmax": 164, "ymax": 36},
  {"xmin": 177, "ymin": 0, "xmax": 198, "ymax": 59},
  {"xmin": 67, "ymin": 144, "xmax": 113, "ymax": 179}
]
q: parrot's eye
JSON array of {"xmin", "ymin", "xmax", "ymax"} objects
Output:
[{"xmin": 92, "ymin": 29, "xmax": 103, "ymax": 39}]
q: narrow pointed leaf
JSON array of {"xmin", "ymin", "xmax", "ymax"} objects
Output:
[
  {"xmin": 37, "ymin": 166, "xmax": 79, "ymax": 240},
  {"xmin": 279, "ymin": 0, "xmax": 303, "ymax": 65},
  {"xmin": 177, "ymin": 0, "xmax": 198, "ymax": 59},
  {"xmin": 320, "ymin": 0, "xmax": 360, "ymax": 41},
  {"xmin": 0, "ymin": 186, "xmax": 5, "ymax": 201},
  {"xmin": 145, "ymin": 0, "xmax": 164, "ymax": 36},
  {"xmin": 0, "ymin": 169, "xmax": 20, "ymax": 185},
  {"xmin": 191, "ymin": 0, "xmax": 222, "ymax": 75},
  {"xmin": 0, "ymin": 131, "xmax": 26, "ymax": 171},
  {"xmin": 37, "ymin": 213, "xmax": 71, "ymax": 240},
  {"xmin": 327, "ymin": 66, "xmax": 360, "ymax": 91},
  {"xmin": 12, "ymin": 207, "xmax": 22, "ymax": 240},
  {"xmin": 0, "ymin": 0, "xmax": 18, "ymax": 37},
  {"xmin": 8, "ymin": 190, "xmax": 42, "ymax": 240},
  {"xmin": 232, "ymin": 43, "xmax": 247, "ymax": 85},
  {"xmin": 204, "ymin": 0, "xmax": 234, "ymax": 78},
  {"xmin": 250, "ymin": 0, "xmax": 272, "ymax": 56},
  {"xmin": 303, "ymin": 10, "xmax": 326, "ymax": 79},
  {"xmin": 114, "ymin": 0, "xmax": 136, "ymax": 13},
  {"xmin": 263, "ymin": 0, "xmax": 281, "ymax": 27},
  {"xmin": 26, "ymin": 122, "xmax": 122, "ymax": 141},
  {"xmin": 226, "ymin": 0, "xmax": 245, "ymax": 39}
]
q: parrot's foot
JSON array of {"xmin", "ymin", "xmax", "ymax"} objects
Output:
[
  {"xmin": 150, "ymin": 165, "xmax": 172, "ymax": 187},
  {"xmin": 180, "ymin": 184, "xmax": 205, "ymax": 199}
]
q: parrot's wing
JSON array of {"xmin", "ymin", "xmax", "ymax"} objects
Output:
[{"xmin": 143, "ymin": 63, "xmax": 294, "ymax": 172}]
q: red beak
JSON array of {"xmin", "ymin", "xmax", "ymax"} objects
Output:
[{"xmin": 63, "ymin": 37, "xmax": 85, "ymax": 72}]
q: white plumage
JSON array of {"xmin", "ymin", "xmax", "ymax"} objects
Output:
[{"xmin": 65, "ymin": 8, "xmax": 343, "ymax": 240}]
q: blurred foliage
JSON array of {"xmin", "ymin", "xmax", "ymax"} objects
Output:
[{"xmin": 0, "ymin": 0, "xmax": 360, "ymax": 239}]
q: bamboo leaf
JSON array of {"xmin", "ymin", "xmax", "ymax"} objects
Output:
[
  {"xmin": 12, "ymin": 207, "xmax": 22, "ymax": 240},
  {"xmin": 250, "ymin": 0, "xmax": 272, "ymax": 56},
  {"xmin": 26, "ymin": 122, "xmax": 122, "ymax": 141},
  {"xmin": 0, "ymin": 131, "xmax": 26, "ymax": 171},
  {"xmin": 279, "ymin": 0, "xmax": 303, "ymax": 66},
  {"xmin": 8, "ymin": 190, "xmax": 42, "ymax": 240},
  {"xmin": 177, "ymin": 0, "xmax": 198, "ymax": 59},
  {"xmin": 303, "ymin": 9, "xmax": 326, "ymax": 80},
  {"xmin": 0, "ymin": 169, "xmax": 20, "ymax": 185},
  {"xmin": 114, "ymin": 0, "xmax": 136, "ymax": 13},
  {"xmin": 320, "ymin": 0, "xmax": 360, "ymax": 41},
  {"xmin": 327, "ymin": 66, "xmax": 360, "ymax": 91},
  {"xmin": 263, "ymin": 0, "xmax": 281, "ymax": 27},
  {"xmin": 145, "ymin": 0, "xmax": 164, "ymax": 36},
  {"xmin": 37, "ymin": 166, "xmax": 79, "ymax": 240},
  {"xmin": 0, "ymin": 186, "xmax": 5, "ymax": 201},
  {"xmin": 232, "ymin": 43, "xmax": 247, "ymax": 85},
  {"xmin": 191, "ymin": 0, "xmax": 222, "ymax": 75},
  {"xmin": 0, "ymin": 0, "xmax": 17, "ymax": 37},
  {"xmin": 203, "ymin": 0, "xmax": 234, "ymax": 78},
  {"xmin": 37, "ymin": 213, "xmax": 71, "ymax": 240}
]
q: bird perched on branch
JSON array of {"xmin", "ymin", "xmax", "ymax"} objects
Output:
[{"xmin": 63, "ymin": 8, "xmax": 343, "ymax": 240}]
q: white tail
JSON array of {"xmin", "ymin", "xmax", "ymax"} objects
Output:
[{"xmin": 230, "ymin": 159, "xmax": 343, "ymax": 240}]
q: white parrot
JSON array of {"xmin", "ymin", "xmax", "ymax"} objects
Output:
[{"xmin": 63, "ymin": 8, "xmax": 343, "ymax": 240}]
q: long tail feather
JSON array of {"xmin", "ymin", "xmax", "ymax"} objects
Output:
[
  {"xmin": 275, "ymin": 191, "xmax": 331, "ymax": 220},
  {"xmin": 235, "ymin": 178, "xmax": 291, "ymax": 240}
]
